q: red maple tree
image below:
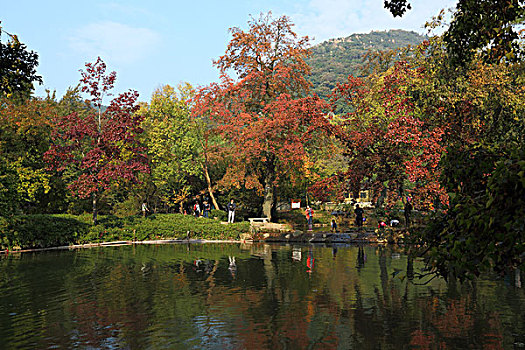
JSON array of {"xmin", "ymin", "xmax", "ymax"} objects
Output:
[
  {"xmin": 45, "ymin": 57, "xmax": 149, "ymax": 223},
  {"xmin": 193, "ymin": 13, "xmax": 331, "ymax": 220}
]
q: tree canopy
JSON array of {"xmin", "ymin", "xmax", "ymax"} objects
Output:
[
  {"xmin": 45, "ymin": 58, "xmax": 149, "ymax": 223},
  {"xmin": 194, "ymin": 13, "xmax": 332, "ymax": 220},
  {"xmin": 384, "ymin": 0, "xmax": 525, "ymax": 65},
  {"xmin": 0, "ymin": 24, "xmax": 42, "ymax": 99}
]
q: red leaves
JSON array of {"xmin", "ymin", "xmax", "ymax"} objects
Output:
[
  {"xmin": 214, "ymin": 12, "xmax": 311, "ymax": 100},
  {"xmin": 79, "ymin": 57, "xmax": 116, "ymax": 109},
  {"xmin": 322, "ymin": 61, "xmax": 448, "ymax": 209},
  {"xmin": 193, "ymin": 14, "xmax": 330, "ymax": 197},
  {"xmin": 45, "ymin": 58, "xmax": 148, "ymax": 199}
]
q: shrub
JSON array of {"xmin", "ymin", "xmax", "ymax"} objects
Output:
[
  {"xmin": 1, "ymin": 215, "xmax": 90, "ymax": 250},
  {"xmin": 210, "ymin": 209, "xmax": 227, "ymax": 221},
  {"xmin": 0, "ymin": 213, "xmax": 250, "ymax": 250}
]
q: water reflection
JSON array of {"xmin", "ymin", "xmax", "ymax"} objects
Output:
[{"xmin": 0, "ymin": 244, "xmax": 524, "ymax": 349}]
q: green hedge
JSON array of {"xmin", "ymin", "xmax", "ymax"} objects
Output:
[
  {"xmin": 1, "ymin": 214, "xmax": 90, "ymax": 249},
  {"xmin": 0, "ymin": 214, "xmax": 250, "ymax": 250}
]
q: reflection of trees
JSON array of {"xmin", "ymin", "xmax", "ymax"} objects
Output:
[
  {"xmin": 408, "ymin": 296, "xmax": 505, "ymax": 349},
  {"xmin": 0, "ymin": 244, "xmax": 523, "ymax": 348}
]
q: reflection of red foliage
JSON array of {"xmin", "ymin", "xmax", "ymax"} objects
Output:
[
  {"xmin": 410, "ymin": 329, "xmax": 435, "ymax": 349},
  {"xmin": 410, "ymin": 297, "xmax": 505, "ymax": 349},
  {"xmin": 434, "ymin": 299, "xmax": 473, "ymax": 337},
  {"xmin": 307, "ymin": 255, "xmax": 315, "ymax": 273},
  {"xmin": 483, "ymin": 315, "xmax": 504, "ymax": 350}
]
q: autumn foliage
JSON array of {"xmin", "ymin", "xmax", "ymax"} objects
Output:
[
  {"xmin": 311, "ymin": 60, "xmax": 447, "ymax": 209},
  {"xmin": 45, "ymin": 58, "xmax": 148, "ymax": 222},
  {"xmin": 0, "ymin": 11, "xmax": 523, "ymax": 281},
  {"xmin": 194, "ymin": 13, "xmax": 332, "ymax": 219}
]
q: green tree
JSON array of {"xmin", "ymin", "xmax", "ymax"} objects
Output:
[
  {"xmin": 0, "ymin": 97, "xmax": 58, "ymax": 214},
  {"xmin": 141, "ymin": 84, "xmax": 202, "ymax": 213},
  {"xmin": 0, "ymin": 23, "xmax": 42, "ymax": 99},
  {"xmin": 370, "ymin": 35, "xmax": 525, "ymax": 279},
  {"xmin": 384, "ymin": 0, "xmax": 525, "ymax": 64}
]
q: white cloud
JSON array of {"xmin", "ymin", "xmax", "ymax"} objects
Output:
[
  {"xmin": 291, "ymin": 0, "xmax": 458, "ymax": 43},
  {"xmin": 68, "ymin": 21, "xmax": 161, "ymax": 65}
]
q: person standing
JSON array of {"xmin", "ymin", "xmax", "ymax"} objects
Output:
[
  {"xmin": 141, "ymin": 202, "xmax": 149, "ymax": 218},
  {"xmin": 203, "ymin": 201, "xmax": 211, "ymax": 218},
  {"xmin": 404, "ymin": 197, "xmax": 413, "ymax": 228},
  {"xmin": 193, "ymin": 201, "xmax": 201, "ymax": 217},
  {"xmin": 331, "ymin": 218, "xmax": 338, "ymax": 233},
  {"xmin": 354, "ymin": 204, "xmax": 364, "ymax": 227},
  {"xmin": 305, "ymin": 206, "xmax": 314, "ymax": 230},
  {"xmin": 227, "ymin": 199, "xmax": 236, "ymax": 223}
]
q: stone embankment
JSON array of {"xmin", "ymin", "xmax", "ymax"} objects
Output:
[
  {"xmin": 246, "ymin": 220, "xmax": 407, "ymax": 244},
  {"xmin": 0, "ymin": 226, "xmax": 407, "ymax": 255},
  {"xmin": 249, "ymin": 230, "xmax": 405, "ymax": 244}
]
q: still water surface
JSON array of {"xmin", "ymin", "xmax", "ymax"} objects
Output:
[{"xmin": 0, "ymin": 243, "xmax": 524, "ymax": 349}]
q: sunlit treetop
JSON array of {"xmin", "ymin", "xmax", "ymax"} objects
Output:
[
  {"xmin": 214, "ymin": 12, "xmax": 312, "ymax": 99},
  {"xmin": 384, "ymin": 0, "xmax": 525, "ymax": 65},
  {"xmin": 0, "ymin": 23, "xmax": 43, "ymax": 99}
]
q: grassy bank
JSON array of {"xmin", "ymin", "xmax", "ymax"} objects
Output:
[{"xmin": 0, "ymin": 213, "xmax": 250, "ymax": 251}]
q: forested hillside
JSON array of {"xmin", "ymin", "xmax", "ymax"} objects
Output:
[{"xmin": 307, "ymin": 29, "xmax": 425, "ymax": 98}]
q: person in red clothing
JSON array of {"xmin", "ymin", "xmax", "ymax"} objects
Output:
[{"xmin": 305, "ymin": 206, "xmax": 314, "ymax": 227}]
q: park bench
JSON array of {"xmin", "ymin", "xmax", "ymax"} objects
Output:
[{"xmin": 248, "ymin": 217, "xmax": 270, "ymax": 224}]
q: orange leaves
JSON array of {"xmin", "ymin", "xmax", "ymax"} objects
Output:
[
  {"xmin": 325, "ymin": 59, "xmax": 449, "ymax": 209},
  {"xmin": 213, "ymin": 12, "xmax": 311, "ymax": 99},
  {"xmin": 0, "ymin": 97, "xmax": 54, "ymax": 130},
  {"xmin": 193, "ymin": 13, "xmax": 339, "ymax": 217}
]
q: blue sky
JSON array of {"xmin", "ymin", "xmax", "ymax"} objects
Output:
[{"xmin": 2, "ymin": 0, "xmax": 456, "ymax": 102}]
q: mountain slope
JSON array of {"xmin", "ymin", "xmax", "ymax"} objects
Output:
[{"xmin": 307, "ymin": 29, "xmax": 426, "ymax": 99}]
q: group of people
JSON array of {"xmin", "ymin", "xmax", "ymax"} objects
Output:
[
  {"xmin": 142, "ymin": 197, "xmax": 238, "ymax": 223},
  {"xmin": 143, "ymin": 196, "xmax": 413, "ymax": 228},
  {"xmin": 193, "ymin": 198, "xmax": 237, "ymax": 223},
  {"xmin": 192, "ymin": 200, "xmax": 212, "ymax": 218},
  {"xmin": 305, "ymin": 197, "xmax": 413, "ymax": 231}
]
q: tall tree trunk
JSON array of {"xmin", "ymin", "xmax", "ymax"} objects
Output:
[
  {"xmin": 261, "ymin": 156, "xmax": 277, "ymax": 221},
  {"xmin": 202, "ymin": 139, "xmax": 219, "ymax": 211},
  {"xmin": 92, "ymin": 191, "xmax": 98, "ymax": 225},
  {"xmin": 203, "ymin": 161, "xmax": 219, "ymax": 211}
]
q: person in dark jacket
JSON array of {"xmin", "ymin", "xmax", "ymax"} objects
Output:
[
  {"xmin": 203, "ymin": 201, "xmax": 211, "ymax": 218},
  {"xmin": 354, "ymin": 204, "xmax": 364, "ymax": 227},
  {"xmin": 404, "ymin": 197, "xmax": 413, "ymax": 227},
  {"xmin": 227, "ymin": 199, "xmax": 236, "ymax": 223}
]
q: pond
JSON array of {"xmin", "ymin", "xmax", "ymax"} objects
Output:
[{"xmin": 0, "ymin": 243, "xmax": 523, "ymax": 349}]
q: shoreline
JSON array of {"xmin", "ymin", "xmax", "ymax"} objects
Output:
[
  {"xmin": 0, "ymin": 230, "xmax": 400, "ymax": 255},
  {"xmin": 0, "ymin": 239, "xmax": 242, "ymax": 255}
]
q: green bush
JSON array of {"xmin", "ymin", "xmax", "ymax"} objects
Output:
[
  {"xmin": 1, "ymin": 214, "xmax": 90, "ymax": 250},
  {"xmin": 112, "ymin": 196, "xmax": 141, "ymax": 217},
  {"xmin": 129, "ymin": 214, "xmax": 249, "ymax": 240},
  {"xmin": 0, "ymin": 213, "xmax": 251, "ymax": 250},
  {"xmin": 210, "ymin": 209, "xmax": 227, "ymax": 221}
]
